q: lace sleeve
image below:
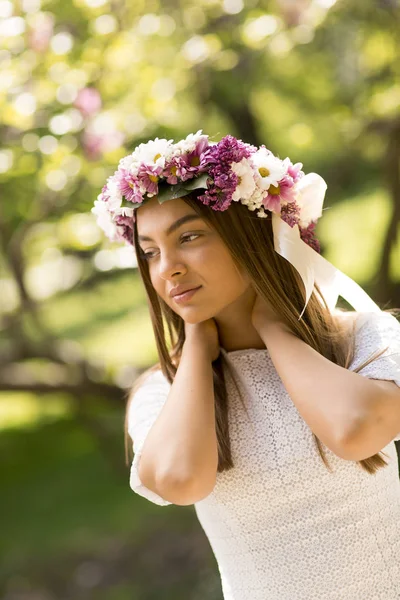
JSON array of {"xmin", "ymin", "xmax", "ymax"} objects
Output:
[
  {"xmin": 349, "ymin": 311, "xmax": 400, "ymax": 442},
  {"xmin": 127, "ymin": 369, "xmax": 174, "ymax": 506}
]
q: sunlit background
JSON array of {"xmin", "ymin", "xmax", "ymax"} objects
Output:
[{"xmin": 1, "ymin": 0, "xmax": 399, "ymax": 598}]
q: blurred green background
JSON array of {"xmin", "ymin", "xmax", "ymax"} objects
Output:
[{"xmin": 1, "ymin": 0, "xmax": 399, "ymax": 598}]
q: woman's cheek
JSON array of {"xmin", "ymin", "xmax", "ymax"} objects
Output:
[{"xmin": 192, "ymin": 243, "xmax": 219, "ymax": 266}]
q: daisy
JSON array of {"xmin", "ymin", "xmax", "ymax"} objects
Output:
[
  {"xmin": 131, "ymin": 137, "xmax": 174, "ymax": 168},
  {"xmin": 231, "ymin": 158, "xmax": 256, "ymax": 201},
  {"xmin": 91, "ymin": 198, "xmax": 119, "ymax": 240},
  {"xmin": 251, "ymin": 147, "xmax": 286, "ymax": 191},
  {"xmin": 104, "ymin": 177, "xmax": 123, "ymax": 211}
]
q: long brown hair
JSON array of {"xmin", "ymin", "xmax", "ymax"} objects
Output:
[{"xmin": 124, "ymin": 191, "xmax": 399, "ymax": 475}]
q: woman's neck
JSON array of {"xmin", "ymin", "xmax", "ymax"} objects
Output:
[{"xmin": 213, "ymin": 286, "xmax": 267, "ymax": 353}]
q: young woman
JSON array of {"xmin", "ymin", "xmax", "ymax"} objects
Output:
[{"xmin": 93, "ymin": 131, "xmax": 400, "ymax": 599}]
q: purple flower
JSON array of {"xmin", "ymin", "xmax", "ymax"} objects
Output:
[
  {"xmin": 299, "ymin": 221, "xmax": 321, "ymax": 253},
  {"xmin": 114, "ymin": 213, "xmax": 134, "ymax": 229},
  {"xmin": 162, "ymin": 138, "xmax": 210, "ymax": 184},
  {"xmin": 163, "ymin": 155, "xmax": 196, "ymax": 183},
  {"xmin": 197, "ymin": 135, "xmax": 257, "ymax": 210},
  {"xmin": 183, "ymin": 136, "xmax": 210, "ymax": 176},
  {"xmin": 280, "ymin": 201, "xmax": 301, "ymax": 228},
  {"xmin": 114, "ymin": 214, "xmax": 134, "ymax": 245},
  {"xmin": 280, "ymin": 203, "xmax": 321, "ymax": 252}
]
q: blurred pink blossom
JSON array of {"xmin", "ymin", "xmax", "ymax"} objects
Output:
[
  {"xmin": 74, "ymin": 87, "xmax": 102, "ymax": 117},
  {"xmin": 28, "ymin": 12, "xmax": 54, "ymax": 53},
  {"xmin": 82, "ymin": 130, "xmax": 125, "ymax": 160}
]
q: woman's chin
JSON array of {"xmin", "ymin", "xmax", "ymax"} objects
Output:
[{"xmin": 177, "ymin": 308, "xmax": 215, "ymax": 324}]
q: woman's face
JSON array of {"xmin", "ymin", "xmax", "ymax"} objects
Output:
[{"xmin": 136, "ymin": 196, "xmax": 252, "ymax": 323}]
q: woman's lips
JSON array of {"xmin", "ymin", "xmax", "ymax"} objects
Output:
[{"xmin": 173, "ymin": 286, "xmax": 202, "ymax": 304}]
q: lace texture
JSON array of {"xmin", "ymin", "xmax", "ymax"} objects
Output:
[{"xmin": 128, "ymin": 310, "xmax": 400, "ymax": 599}]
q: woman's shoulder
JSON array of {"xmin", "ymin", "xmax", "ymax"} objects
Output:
[
  {"xmin": 331, "ymin": 308, "xmax": 359, "ymax": 335},
  {"xmin": 135, "ymin": 364, "xmax": 170, "ymax": 389},
  {"xmin": 127, "ymin": 366, "xmax": 171, "ymax": 436},
  {"xmin": 128, "ymin": 364, "xmax": 171, "ymax": 406},
  {"xmin": 332, "ymin": 308, "xmax": 399, "ymax": 335},
  {"xmin": 333, "ymin": 309, "xmax": 400, "ymax": 365}
]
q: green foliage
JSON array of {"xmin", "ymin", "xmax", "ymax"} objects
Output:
[{"xmin": 1, "ymin": 0, "xmax": 399, "ymax": 597}]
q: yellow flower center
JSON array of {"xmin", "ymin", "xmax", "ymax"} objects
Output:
[
  {"xmin": 154, "ymin": 153, "xmax": 162, "ymax": 161},
  {"xmin": 171, "ymin": 165, "xmax": 177, "ymax": 175},
  {"xmin": 259, "ymin": 167, "xmax": 270, "ymax": 177},
  {"xmin": 237, "ymin": 176, "xmax": 242, "ymax": 185},
  {"xmin": 190, "ymin": 155, "xmax": 200, "ymax": 166},
  {"xmin": 268, "ymin": 184, "xmax": 280, "ymax": 195},
  {"xmin": 129, "ymin": 181, "xmax": 135, "ymax": 189},
  {"xmin": 149, "ymin": 174, "xmax": 158, "ymax": 183}
]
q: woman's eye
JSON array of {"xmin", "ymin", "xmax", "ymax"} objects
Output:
[
  {"xmin": 142, "ymin": 233, "xmax": 200, "ymax": 260},
  {"xmin": 181, "ymin": 233, "xmax": 199, "ymax": 244}
]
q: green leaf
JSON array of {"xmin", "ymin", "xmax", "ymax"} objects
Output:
[
  {"xmin": 183, "ymin": 173, "xmax": 210, "ymax": 190},
  {"xmin": 156, "ymin": 184, "xmax": 191, "ymax": 203},
  {"xmin": 120, "ymin": 197, "xmax": 139, "ymax": 208},
  {"xmin": 155, "ymin": 174, "xmax": 210, "ymax": 204}
]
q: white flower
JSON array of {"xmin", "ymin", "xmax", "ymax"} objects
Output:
[
  {"xmin": 295, "ymin": 173, "xmax": 327, "ymax": 227},
  {"xmin": 130, "ymin": 137, "xmax": 174, "ymax": 167},
  {"xmin": 105, "ymin": 178, "xmax": 123, "ymax": 211},
  {"xmin": 231, "ymin": 158, "xmax": 256, "ymax": 201},
  {"xmin": 256, "ymin": 207, "xmax": 268, "ymax": 218},
  {"xmin": 114, "ymin": 206, "xmax": 135, "ymax": 218},
  {"xmin": 244, "ymin": 186, "xmax": 264, "ymax": 211},
  {"xmin": 174, "ymin": 129, "xmax": 208, "ymax": 154},
  {"xmin": 91, "ymin": 200, "xmax": 118, "ymax": 240},
  {"xmin": 251, "ymin": 148, "xmax": 286, "ymax": 191},
  {"xmin": 119, "ymin": 154, "xmax": 136, "ymax": 171}
]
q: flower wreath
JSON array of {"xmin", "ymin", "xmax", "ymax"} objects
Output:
[{"xmin": 92, "ymin": 130, "xmax": 380, "ymax": 319}]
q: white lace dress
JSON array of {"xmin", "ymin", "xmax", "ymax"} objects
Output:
[{"xmin": 128, "ymin": 310, "xmax": 400, "ymax": 600}]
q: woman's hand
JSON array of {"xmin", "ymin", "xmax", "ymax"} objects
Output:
[
  {"xmin": 184, "ymin": 318, "xmax": 221, "ymax": 362},
  {"xmin": 250, "ymin": 288, "xmax": 286, "ymax": 334}
]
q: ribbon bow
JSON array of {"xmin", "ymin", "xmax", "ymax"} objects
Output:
[{"xmin": 272, "ymin": 173, "xmax": 381, "ymax": 319}]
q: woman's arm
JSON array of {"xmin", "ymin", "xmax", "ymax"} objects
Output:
[
  {"xmin": 257, "ymin": 321, "xmax": 382, "ymax": 458},
  {"xmin": 138, "ymin": 338, "xmax": 218, "ymax": 505}
]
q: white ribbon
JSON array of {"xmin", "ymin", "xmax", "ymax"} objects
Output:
[{"xmin": 272, "ymin": 174, "xmax": 381, "ymax": 319}]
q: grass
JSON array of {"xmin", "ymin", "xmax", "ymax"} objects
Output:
[{"xmin": 0, "ymin": 411, "xmax": 220, "ymax": 599}]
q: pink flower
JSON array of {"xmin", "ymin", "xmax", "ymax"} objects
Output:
[
  {"xmin": 137, "ymin": 163, "xmax": 163, "ymax": 196},
  {"xmin": 74, "ymin": 87, "xmax": 102, "ymax": 117},
  {"xmin": 28, "ymin": 13, "xmax": 54, "ymax": 53},
  {"xmin": 82, "ymin": 130, "xmax": 125, "ymax": 160},
  {"xmin": 180, "ymin": 136, "xmax": 210, "ymax": 180},
  {"xmin": 262, "ymin": 174, "xmax": 297, "ymax": 213},
  {"xmin": 115, "ymin": 169, "xmax": 142, "ymax": 203},
  {"xmin": 163, "ymin": 157, "xmax": 185, "ymax": 184},
  {"xmin": 82, "ymin": 131, "xmax": 103, "ymax": 160},
  {"xmin": 114, "ymin": 214, "xmax": 134, "ymax": 230},
  {"xmin": 162, "ymin": 142, "xmax": 209, "ymax": 184},
  {"xmin": 288, "ymin": 161, "xmax": 304, "ymax": 183}
]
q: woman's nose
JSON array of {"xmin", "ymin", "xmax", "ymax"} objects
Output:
[{"xmin": 158, "ymin": 251, "xmax": 187, "ymax": 279}]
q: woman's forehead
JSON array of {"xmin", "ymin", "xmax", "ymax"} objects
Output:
[{"xmin": 136, "ymin": 198, "xmax": 203, "ymax": 239}]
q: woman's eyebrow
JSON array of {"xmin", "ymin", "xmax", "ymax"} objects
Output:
[{"xmin": 138, "ymin": 214, "xmax": 203, "ymax": 242}]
